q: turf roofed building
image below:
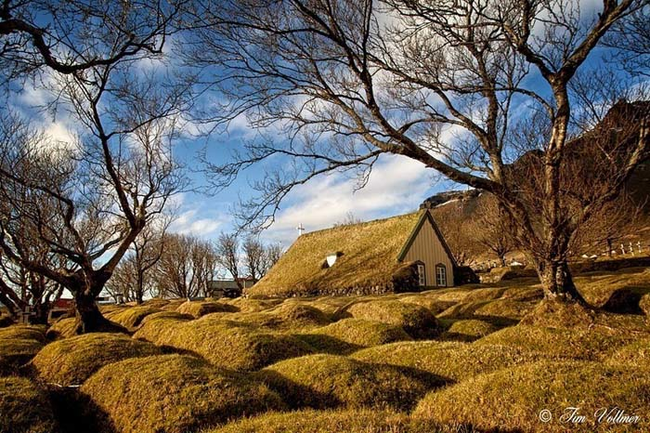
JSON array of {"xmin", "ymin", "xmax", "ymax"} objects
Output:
[{"xmin": 249, "ymin": 210, "xmax": 477, "ymax": 298}]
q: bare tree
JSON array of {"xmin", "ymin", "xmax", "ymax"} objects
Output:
[
  {"xmin": 243, "ymin": 236, "xmax": 265, "ymax": 283},
  {"xmin": 264, "ymin": 242, "xmax": 283, "ymax": 273},
  {"xmin": 333, "ymin": 212, "xmax": 363, "ymax": 227},
  {"xmin": 469, "ymin": 196, "xmax": 515, "ymax": 267},
  {"xmin": 0, "ymin": 63, "xmax": 186, "ymax": 333},
  {"xmin": 215, "ymin": 232, "xmax": 242, "ymax": 289},
  {"xmin": 105, "ymin": 218, "xmax": 171, "ymax": 304},
  {"xmin": 188, "ymin": 0, "xmax": 649, "ymax": 306},
  {"xmin": 155, "ymin": 233, "xmax": 217, "ymax": 299},
  {"xmin": 0, "ymin": 1, "xmax": 183, "ymax": 84}
]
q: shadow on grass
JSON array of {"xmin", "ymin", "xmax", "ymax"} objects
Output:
[
  {"xmin": 602, "ymin": 287, "xmax": 650, "ymax": 314},
  {"xmin": 48, "ymin": 386, "xmax": 117, "ymax": 433}
]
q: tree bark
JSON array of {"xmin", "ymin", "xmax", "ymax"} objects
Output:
[
  {"xmin": 536, "ymin": 259, "xmax": 586, "ymax": 304},
  {"xmin": 73, "ymin": 287, "xmax": 125, "ymax": 334}
]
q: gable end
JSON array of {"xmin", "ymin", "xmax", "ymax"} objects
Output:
[{"xmin": 397, "ymin": 210, "xmax": 457, "ymax": 267}]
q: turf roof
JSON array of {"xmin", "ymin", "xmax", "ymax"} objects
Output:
[{"xmin": 251, "ymin": 211, "xmax": 432, "ymax": 297}]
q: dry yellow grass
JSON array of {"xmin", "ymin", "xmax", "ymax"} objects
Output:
[
  {"xmin": 206, "ymin": 409, "xmax": 473, "ymax": 433},
  {"xmin": 0, "ymin": 377, "xmax": 59, "ymax": 433},
  {"xmin": 605, "ymin": 338, "xmax": 650, "ymax": 367},
  {"xmin": 344, "ymin": 300, "xmax": 441, "ymax": 338},
  {"xmin": 224, "ymin": 298, "xmax": 284, "ymax": 313},
  {"xmin": 0, "ymin": 325, "xmax": 46, "ymax": 376},
  {"xmin": 441, "ymin": 319, "xmax": 501, "ymax": 341},
  {"xmin": 352, "ymin": 340, "xmax": 541, "ymax": 381},
  {"xmin": 176, "ymin": 301, "xmax": 238, "ymax": 318},
  {"xmin": 413, "ymin": 360, "xmax": 650, "ymax": 433},
  {"xmin": 31, "ymin": 333, "xmax": 164, "ymax": 386},
  {"xmin": 46, "ymin": 318, "xmax": 77, "ymax": 339},
  {"xmin": 300, "ymin": 318, "xmax": 412, "ymax": 354},
  {"xmin": 104, "ymin": 305, "xmax": 162, "ymax": 329},
  {"xmin": 80, "ymin": 354, "xmax": 286, "ymax": 433},
  {"xmin": 574, "ymin": 267, "xmax": 650, "ymax": 307},
  {"xmin": 134, "ymin": 315, "xmax": 314, "ymax": 371},
  {"xmin": 476, "ymin": 324, "xmax": 638, "ymax": 360},
  {"xmin": 259, "ymin": 354, "xmax": 445, "ymax": 411}
]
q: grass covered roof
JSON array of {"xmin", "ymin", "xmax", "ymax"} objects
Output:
[{"xmin": 250, "ymin": 211, "xmax": 425, "ymax": 297}]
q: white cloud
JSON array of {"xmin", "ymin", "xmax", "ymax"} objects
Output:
[{"xmin": 262, "ymin": 154, "xmax": 434, "ymax": 246}]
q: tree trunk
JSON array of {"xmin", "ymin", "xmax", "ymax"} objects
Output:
[
  {"xmin": 499, "ymin": 255, "xmax": 507, "ymax": 267},
  {"xmin": 536, "ymin": 259, "xmax": 586, "ymax": 304},
  {"xmin": 73, "ymin": 291, "xmax": 125, "ymax": 334}
]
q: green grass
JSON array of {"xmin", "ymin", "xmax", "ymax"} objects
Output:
[
  {"xmin": 80, "ymin": 354, "xmax": 286, "ymax": 433},
  {"xmin": 413, "ymin": 360, "xmax": 650, "ymax": 432},
  {"xmin": 31, "ymin": 333, "xmax": 164, "ymax": 386},
  {"xmin": 0, "ymin": 377, "xmax": 59, "ymax": 433},
  {"xmin": 258, "ymin": 354, "xmax": 446, "ymax": 411}
]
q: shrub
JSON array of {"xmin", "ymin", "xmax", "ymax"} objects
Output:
[
  {"xmin": 413, "ymin": 360, "xmax": 650, "ymax": 432},
  {"xmin": 476, "ymin": 324, "xmax": 635, "ymax": 360},
  {"xmin": 352, "ymin": 341, "xmax": 540, "ymax": 381},
  {"xmin": 80, "ymin": 354, "xmax": 286, "ymax": 433},
  {"xmin": 105, "ymin": 305, "xmax": 162, "ymax": 329},
  {"xmin": 259, "ymin": 354, "xmax": 445, "ymax": 412},
  {"xmin": 442, "ymin": 319, "xmax": 500, "ymax": 341},
  {"xmin": 31, "ymin": 333, "xmax": 164, "ymax": 386},
  {"xmin": 207, "ymin": 409, "xmax": 466, "ymax": 433},
  {"xmin": 176, "ymin": 301, "xmax": 238, "ymax": 318},
  {"xmin": 305, "ymin": 318, "xmax": 412, "ymax": 350},
  {"xmin": 0, "ymin": 377, "xmax": 59, "ymax": 433},
  {"xmin": 135, "ymin": 316, "xmax": 314, "ymax": 371},
  {"xmin": 345, "ymin": 300, "xmax": 441, "ymax": 338}
]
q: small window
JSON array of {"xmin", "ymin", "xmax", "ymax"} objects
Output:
[
  {"xmin": 417, "ymin": 263, "xmax": 426, "ymax": 287},
  {"xmin": 435, "ymin": 264, "xmax": 447, "ymax": 287}
]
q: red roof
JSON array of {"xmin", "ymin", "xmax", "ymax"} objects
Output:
[{"xmin": 53, "ymin": 298, "xmax": 74, "ymax": 309}]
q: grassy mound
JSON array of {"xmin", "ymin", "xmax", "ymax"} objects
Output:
[
  {"xmin": 159, "ymin": 299, "xmax": 187, "ymax": 311},
  {"xmin": 80, "ymin": 354, "xmax": 285, "ymax": 433},
  {"xmin": 476, "ymin": 324, "xmax": 635, "ymax": 360},
  {"xmin": 226, "ymin": 298, "xmax": 284, "ymax": 313},
  {"xmin": 441, "ymin": 319, "xmax": 501, "ymax": 341},
  {"xmin": 138, "ymin": 310, "xmax": 194, "ymax": 325},
  {"xmin": 207, "ymin": 409, "xmax": 464, "ymax": 433},
  {"xmin": 105, "ymin": 305, "xmax": 162, "ymax": 329},
  {"xmin": 437, "ymin": 298, "xmax": 536, "ymax": 321},
  {"xmin": 46, "ymin": 318, "xmax": 77, "ymax": 339},
  {"xmin": 0, "ymin": 326, "xmax": 46, "ymax": 376},
  {"xmin": 31, "ymin": 333, "xmax": 164, "ymax": 386},
  {"xmin": 398, "ymin": 296, "xmax": 457, "ymax": 315},
  {"xmin": 0, "ymin": 377, "xmax": 59, "ymax": 433},
  {"xmin": 413, "ymin": 360, "xmax": 650, "ymax": 432},
  {"xmin": 260, "ymin": 354, "xmax": 445, "ymax": 411},
  {"xmin": 605, "ymin": 338, "xmax": 650, "ymax": 367},
  {"xmin": 0, "ymin": 315, "xmax": 14, "ymax": 328},
  {"xmin": 176, "ymin": 301, "xmax": 238, "ymax": 318},
  {"xmin": 0, "ymin": 325, "xmax": 45, "ymax": 343},
  {"xmin": 575, "ymin": 267, "xmax": 650, "ymax": 307},
  {"xmin": 352, "ymin": 340, "xmax": 540, "ymax": 381},
  {"xmin": 641, "ymin": 293, "xmax": 650, "ymax": 316},
  {"xmin": 300, "ymin": 318, "xmax": 412, "ymax": 354},
  {"xmin": 270, "ymin": 303, "xmax": 331, "ymax": 328},
  {"xmin": 135, "ymin": 316, "xmax": 314, "ymax": 371},
  {"xmin": 345, "ymin": 300, "xmax": 441, "ymax": 338}
]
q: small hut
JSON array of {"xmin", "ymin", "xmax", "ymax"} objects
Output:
[{"xmin": 249, "ymin": 210, "xmax": 470, "ymax": 297}]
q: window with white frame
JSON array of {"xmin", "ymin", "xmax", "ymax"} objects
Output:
[
  {"xmin": 417, "ymin": 263, "xmax": 426, "ymax": 287},
  {"xmin": 435, "ymin": 264, "xmax": 447, "ymax": 287}
]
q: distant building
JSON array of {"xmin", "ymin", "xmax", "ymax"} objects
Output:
[
  {"xmin": 250, "ymin": 210, "xmax": 476, "ymax": 297},
  {"xmin": 207, "ymin": 278, "xmax": 255, "ymax": 299}
]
